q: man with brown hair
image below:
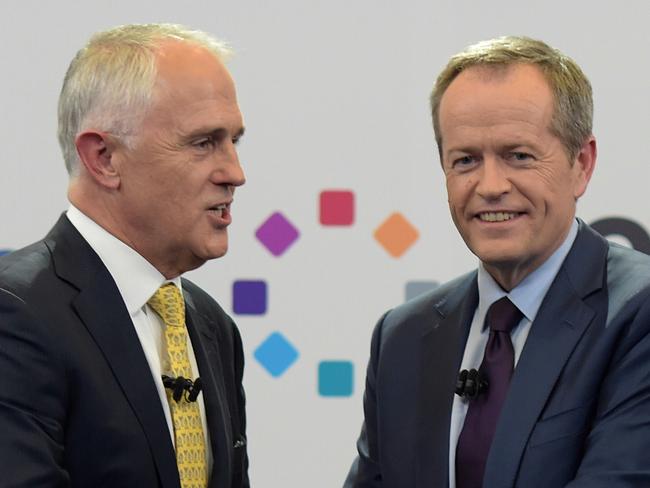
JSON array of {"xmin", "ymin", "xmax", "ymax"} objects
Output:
[{"xmin": 345, "ymin": 36, "xmax": 650, "ymax": 487}]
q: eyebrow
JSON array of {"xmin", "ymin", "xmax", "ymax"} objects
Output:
[
  {"xmin": 183, "ymin": 125, "xmax": 246, "ymax": 141},
  {"xmin": 445, "ymin": 145, "xmax": 481, "ymax": 156},
  {"xmin": 446, "ymin": 140, "xmax": 539, "ymax": 155}
]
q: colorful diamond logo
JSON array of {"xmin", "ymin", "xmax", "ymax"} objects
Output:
[
  {"xmin": 373, "ymin": 212, "xmax": 419, "ymax": 258},
  {"xmin": 319, "ymin": 190, "xmax": 355, "ymax": 226},
  {"xmin": 232, "ymin": 280, "xmax": 267, "ymax": 315},
  {"xmin": 254, "ymin": 332, "xmax": 299, "ymax": 377},
  {"xmin": 255, "ymin": 212, "xmax": 300, "ymax": 257}
]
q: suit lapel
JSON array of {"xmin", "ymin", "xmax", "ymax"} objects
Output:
[
  {"xmin": 47, "ymin": 216, "xmax": 180, "ymax": 488},
  {"xmin": 184, "ymin": 296, "xmax": 233, "ymax": 488},
  {"xmin": 416, "ymin": 275, "xmax": 478, "ymax": 488},
  {"xmin": 484, "ymin": 223, "xmax": 607, "ymax": 487}
]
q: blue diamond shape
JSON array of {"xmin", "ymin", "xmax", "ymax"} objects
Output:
[
  {"xmin": 254, "ymin": 332, "xmax": 299, "ymax": 377},
  {"xmin": 318, "ymin": 360, "xmax": 354, "ymax": 397}
]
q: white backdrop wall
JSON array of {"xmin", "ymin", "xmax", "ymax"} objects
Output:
[{"xmin": 2, "ymin": 1, "xmax": 650, "ymax": 486}]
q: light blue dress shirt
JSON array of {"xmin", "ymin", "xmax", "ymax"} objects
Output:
[{"xmin": 448, "ymin": 219, "xmax": 579, "ymax": 487}]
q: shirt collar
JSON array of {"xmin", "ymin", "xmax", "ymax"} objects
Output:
[
  {"xmin": 477, "ymin": 218, "xmax": 579, "ymax": 328},
  {"xmin": 66, "ymin": 204, "xmax": 182, "ymax": 315}
]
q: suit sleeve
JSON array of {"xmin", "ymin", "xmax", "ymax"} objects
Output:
[
  {"xmin": 344, "ymin": 312, "xmax": 389, "ymax": 488},
  {"xmin": 566, "ymin": 293, "xmax": 650, "ymax": 487},
  {"xmin": 232, "ymin": 320, "xmax": 250, "ymax": 488},
  {"xmin": 0, "ymin": 289, "xmax": 70, "ymax": 487}
]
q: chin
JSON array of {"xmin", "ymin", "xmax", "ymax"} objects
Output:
[
  {"xmin": 204, "ymin": 241, "xmax": 229, "ymax": 260},
  {"xmin": 197, "ymin": 232, "xmax": 229, "ymax": 260},
  {"xmin": 473, "ymin": 247, "xmax": 524, "ymax": 268},
  {"xmin": 212, "ymin": 248, "xmax": 228, "ymax": 259}
]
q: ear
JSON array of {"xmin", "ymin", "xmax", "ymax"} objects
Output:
[
  {"xmin": 572, "ymin": 135, "xmax": 597, "ymax": 199},
  {"xmin": 75, "ymin": 131, "xmax": 121, "ymax": 190}
]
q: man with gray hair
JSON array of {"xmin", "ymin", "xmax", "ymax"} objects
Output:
[
  {"xmin": 345, "ymin": 36, "xmax": 650, "ymax": 487},
  {"xmin": 0, "ymin": 24, "xmax": 249, "ymax": 487}
]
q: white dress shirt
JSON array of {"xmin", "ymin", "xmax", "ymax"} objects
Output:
[
  {"xmin": 66, "ymin": 205, "xmax": 212, "ymax": 470},
  {"xmin": 448, "ymin": 219, "xmax": 579, "ymax": 487}
]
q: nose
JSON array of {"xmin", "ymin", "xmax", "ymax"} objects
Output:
[
  {"xmin": 229, "ymin": 155, "xmax": 246, "ymax": 188},
  {"xmin": 475, "ymin": 157, "xmax": 511, "ymax": 200},
  {"xmin": 214, "ymin": 144, "xmax": 246, "ymax": 190}
]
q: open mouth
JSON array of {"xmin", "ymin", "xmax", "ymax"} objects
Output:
[
  {"xmin": 209, "ymin": 202, "xmax": 230, "ymax": 218},
  {"xmin": 477, "ymin": 211, "xmax": 520, "ymax": 222}
]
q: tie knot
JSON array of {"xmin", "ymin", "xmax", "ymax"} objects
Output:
[
  {"xmin": 147, "ymin": 283, "xmax": 185, "ymax": 328},
  {"xmin": 486, "ymin": 296, "xmax": 522, "ymax": 333}
]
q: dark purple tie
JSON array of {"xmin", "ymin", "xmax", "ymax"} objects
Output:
[{"xmin": 455, "ymin": 296, "xmax": 523, "ymax": 488}]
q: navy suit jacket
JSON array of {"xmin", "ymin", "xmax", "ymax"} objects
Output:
[
  {"xmin": 345, "ymin": 221, "xmax": 650, "ymax": 487},
  {"xmin": 0, "ymin": 215, "xmax": 249, "ymax": 487}
]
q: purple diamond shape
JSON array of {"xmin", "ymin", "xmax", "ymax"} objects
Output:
[{"xmin": 255, "ymin": 212, "xmax": 300, "ymax": 257}]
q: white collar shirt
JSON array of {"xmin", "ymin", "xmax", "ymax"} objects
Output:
[{"xmin": 66, "ymin": 204, "xmax": 212, "ymax": 470}]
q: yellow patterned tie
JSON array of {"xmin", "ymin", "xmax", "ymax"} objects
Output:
[{"xmin": 148, "ymin": 283, "xmax": 208, "ymax": 488}]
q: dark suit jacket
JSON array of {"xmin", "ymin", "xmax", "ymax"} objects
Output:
[
  {"xmin": 345, "ymin": 221, "xmax": 650, "ymax": 487},
  {"xmin": 0, "ymin": 215, "xmax": 249, "ymax": 487}
]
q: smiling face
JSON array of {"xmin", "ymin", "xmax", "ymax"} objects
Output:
[
  {"xmin": 438, "ymin": 64, "xmax": 595, "ymax": 290},
  {"xmin": 110, "ymin": 41, "xmax": 246, "ymax": 277}
]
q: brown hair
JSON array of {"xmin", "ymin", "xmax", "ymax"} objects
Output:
[{"xmin": 430, "ymin": 36, "xmax": 592, "ymax": 159}]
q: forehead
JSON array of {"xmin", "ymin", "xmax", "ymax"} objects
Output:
[
  {"xmin": 154, "ymin": 40, "xmax": 236, "ymax": 99},
  {"xmin": 439, "ymin": 64, "xmax": 555, "ymax": 145},
  {"xmin": 143, "ymin": 40, "xmax": 241, "ymax": 131}
]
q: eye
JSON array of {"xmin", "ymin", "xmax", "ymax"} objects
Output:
[
  {"xmin": 193, "ymin": 137, "xmax": 215, "ymax": 150},
  {"xmin": 450, "ymin": 155, "xmax": 478, "ymax": 171},
  {"xmin": 196, "ymin": 140, "xmax": 210, "ymax": 149},
  {"xmin": 509, "ymin": 152, "xmax": 533, "ymax": 162}
]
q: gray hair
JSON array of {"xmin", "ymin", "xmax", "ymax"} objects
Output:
[{"xmin": 58, "ymin": 23, "xmax": 232, "ymax": 176}]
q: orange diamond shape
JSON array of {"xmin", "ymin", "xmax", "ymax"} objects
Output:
[{"xmin": 373, "ymin": 212, "xmax": 419, "ymax": 258}]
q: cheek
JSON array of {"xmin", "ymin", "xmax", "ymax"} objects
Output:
[
  {"xmin": 446, "ymin": 177, "xmax": 472, "ymax": 207},
  {"xmin": 446, "ymin": 183, "xmax": 453, "ymax": 204},
  {"xmin": 445, "ymin": 176, "xmax": 457, "ymax": 202},
  {"xmin": 165, "ymin": 171, "xmax": 203, "ymax": 205}
]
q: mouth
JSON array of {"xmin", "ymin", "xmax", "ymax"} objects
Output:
[
  {"xmin": 208, "ymin": 201, "xmax": 232, "ymax": 219},
  {"xmin": 476, "ymin": 211, "xmax": 521, "ymax": 222}
]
